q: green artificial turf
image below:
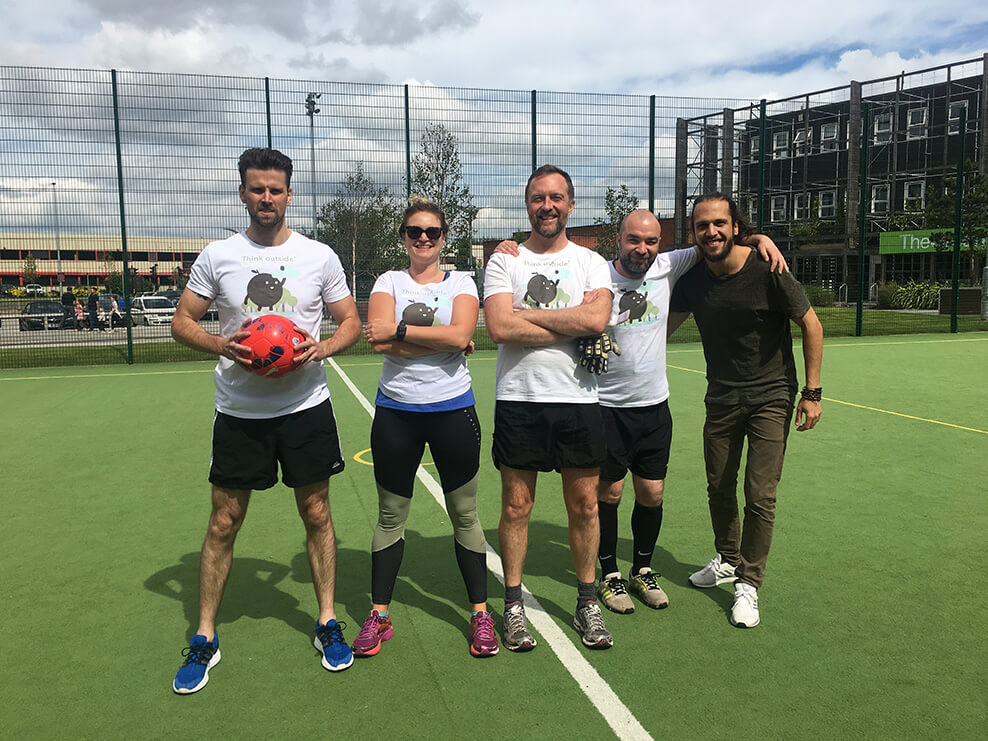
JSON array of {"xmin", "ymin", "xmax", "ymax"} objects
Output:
[{"xmin": 2, "ymin": 335, "xmax": 986, "ymax": 738}]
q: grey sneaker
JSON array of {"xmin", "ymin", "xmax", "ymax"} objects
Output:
[
  {"xmin": 597, "ymin": 572, "xmax": 634, "ymax": 614},
  {"xmin": 503, "ymin": 603, "xmax": 537, "ymax": 652},
  {"xmin": 629, "ymin": 568, "xmax": 669, "ymax": 609},
  {"xmin": 688, "ymin": 554, "xmax": 738, "ymax": 588},
  {"xmin": 573, "ymin": 601, "xmax": 613, "ymax": 649}
]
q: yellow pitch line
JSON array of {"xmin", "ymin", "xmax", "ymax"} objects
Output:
[
  {"xmin": 668, "ymin": 335, "xmax": 988, "ymax": 354},
  {"xmin": 823, "ymin": 398, "xmax": 987, "ymax": 435},
  {"xmin": 668, "ymin": 363, "xmax": 986, "ymax": 435}
]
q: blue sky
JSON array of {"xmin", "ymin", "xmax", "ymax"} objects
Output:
[{"xmin": 4, "ymin": 0, "xmax": 986, "ymax": 99}]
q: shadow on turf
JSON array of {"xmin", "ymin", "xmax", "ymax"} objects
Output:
[
  {"xmin": 320, "ymin": 528, "xmax": 496, "ymax": 645},
  {"xmin": 522, "ymin": 520, "xmax": 735, "ymax": 617},
  {"xmin": 144, "ymin": 552, "xmax": 317, "ymax": 639}
]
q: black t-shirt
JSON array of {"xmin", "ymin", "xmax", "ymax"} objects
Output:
[
  {"xmin": 669, "ymin": 250, "xmax": 811, "ymax": 404},
  {"xmin": 87, "ymin": 292, "xmax": 98, "ymax": 311}
]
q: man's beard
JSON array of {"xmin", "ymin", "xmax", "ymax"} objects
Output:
[
  {"xmin": 531, "ymin": 210, "xmax": 566, "ymax": 239},
  {"xmin": 702, "ymin": 237, "xmax": 733, "ymax": 263},
  {"xmin": 618, "ymin": 251, "xmax": 655, "ymax": 275}
]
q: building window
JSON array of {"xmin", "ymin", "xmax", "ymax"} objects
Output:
[
  {"xmin": 793, "ymin": 129, "xmax": 810, "ymax": 156},
  {"xmin": 819, "ymin": 190, "xmax": 837, "ymax": 219},
  {"xmin": 906, "ymin": 107, "xmax": 927, "ymax": 139},
  {"xmin": 750, "ymin": 136, "xmax": 760, "ymax": 157},
  {"xmin": 771, "ymin": 195, "xmax": 787, "ymax": 222},
  {"xmin": 871, "ymin": 184, "xmax": 890, "ymax": 214},
  {"xmin": 949, "ymin": 101, "xmax": 969, "ymax": 135},
  {"xmin": 749, "ymin": 196, "xmax": 759, "ymax": 223},
  {"xmin": 794, "ymin": 193, "xmax": 809, "ymax": 220},
  {"xmin": 820, "ymin": 122, "xmax": 839, "ymax": 151},
  {"xmin": 904, "ymin": 181, "xmax": 925, "ymax": 211},
  {"xmin": 873, "ymin": 112, "xmax": 893, "ymax": 144},
  {"xmin": 773, "ymin": 131, "xmax": 789, "ymax": 159}
]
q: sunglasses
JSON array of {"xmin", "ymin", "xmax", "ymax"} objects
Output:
[{"xmin": 404, "ymin": 226, "xmax": 443, "ymax": 240}]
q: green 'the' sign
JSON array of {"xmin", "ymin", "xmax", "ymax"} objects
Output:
[
  {"xmin": 880, "ymin": 230, "xmax": 943, "ymax": 254},
  {"xmin": 879, "ymin": 229, "xmax": 984, "ymax": 254}
]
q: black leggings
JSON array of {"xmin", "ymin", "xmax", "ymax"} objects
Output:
[
  {"xmin": 371, "ymin": 405, "xmax": 480, "ymax": 495},
  {"xmin": 370, "ymin": 404, "xmax": 486, "ymax": 605}
]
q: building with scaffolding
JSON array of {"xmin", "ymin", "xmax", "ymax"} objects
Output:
[{"xmin": 675, "ymin": 54, "xmax": 988, "ymax": 300}]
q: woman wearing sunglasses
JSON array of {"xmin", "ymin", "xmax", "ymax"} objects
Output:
[{"xmin": 358, "ymin": 201, "xmax": 497, "ymax": 658}]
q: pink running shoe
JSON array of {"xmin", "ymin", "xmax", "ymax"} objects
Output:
[
  {"xmin": 469, "ymin": 611, "xmax": 499, "ymax": 657},
  {"xmin": 352, "ymin": 610, "xmax": 393, "ymax": 657}
]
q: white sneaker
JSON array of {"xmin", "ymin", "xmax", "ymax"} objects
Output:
[
  {"xmin": 688, "ymin": 554, "xmax": 738, "ymax": 588},
  {"xmin": 730, "ymin": 582, "xmax": 760, "ymax": 628}
]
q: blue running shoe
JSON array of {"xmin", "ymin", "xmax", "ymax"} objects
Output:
[
  {"xmin": 173, "ymin": 634, "xmax": 220, "ymax": 694},
  {"xmin": 313, "ymin": 619, "xmax": 353, "ymax": 671}
]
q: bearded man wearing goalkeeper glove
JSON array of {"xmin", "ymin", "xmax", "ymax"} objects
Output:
[{"xmin": 496, "ymin": 208, "xmax": 786, "ymax": 617}]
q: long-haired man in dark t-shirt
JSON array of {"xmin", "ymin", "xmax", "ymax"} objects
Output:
[{"xmin": 669, "ymin": 193, "xmax": 823, "ymax": 629}]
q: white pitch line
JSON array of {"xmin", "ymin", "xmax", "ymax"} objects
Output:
[{"xmin": 326, "ymin": 358, "xmax": 651, "ymax": 741}]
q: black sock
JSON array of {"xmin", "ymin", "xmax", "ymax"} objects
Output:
[
  {"xmin": 505, "ymin": 583, "xmax": 522, "ymax": 606},
  {"xmin": 597, "ymin": 499, "xmax": 620, "ymax": 577},
  {"xmin": 631, "ymin": 502, "xmax": 663, "ymax": 575},
  {"xmin": 577, "ymin": 580, "xmax": 596, "ymax": 609}
]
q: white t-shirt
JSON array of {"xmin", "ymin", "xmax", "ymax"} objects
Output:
[
  {"xmin": 598, "ymin": 247, "xmax": 698, "ymax": 408},
  {"xmin": 371, "ymin": 270, "xmax": 478, "ymax": 404},
  {"xmin": 186, "ymin": 230, "xmax": 351, "ymax": 418},
  {"xmin": 484, "ymin": 241, "xmax": 612, "ymax": 403}
]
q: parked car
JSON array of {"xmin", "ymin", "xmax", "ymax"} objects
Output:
[
  {"xmin": 131, "ymin": 295, "xmax": 177, "ymax": 325},
  {"xmin": 159, "ymin": 289, "xmax": 184, "ymax": 306},
  {"xmin": 19, "ymin": 301, "xmax": 70, "ymax": 330},
  {"xmin": 24, "ymin": 283, "xmax": 44, "ymax": 295}
]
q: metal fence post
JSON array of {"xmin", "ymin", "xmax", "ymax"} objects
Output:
[
  {"xmin": 648, "ymin": 95, "xmax": 656, "ymax": 213},
  {"xmin": 951, "ymin": 107, "xmax": 966, "ymax": 333},
  {"xmin": 758, "ymin": 99, "xmax": 766, "ymax": 233},
  {"xmin": 111, "ymin": 69, "xmax": 134, "ymax": 364},
  {"xmin": 856, "ymin": 104, "xmax": 870, "ymax": 337},
  {"xmin": 264, "ymin": 77, "xmax": 272, "ymax": 149},
  {"xmin": 404, "ymin": 84, "xmax": 412, "ymax": 201},
  {"xmin": 531, "ymin": 90, "xmax": 537, "ymax": 172}
]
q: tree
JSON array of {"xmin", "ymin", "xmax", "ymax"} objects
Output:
[
  {"xmin": 924, "ymin": 160, "xmax": 987, "ymax": 283},
  {"xmin": 411, "ymin": 124, "xmax": 478, "ymax": 269},
  {"xmin": 593, "ymin": 185, "xmax": 639, "ymax": 260},
  {"xmin": 22, "ymin": 255, "xmax": 38, "ymax": 285},
  {"xmin": 316, "ymin": 162, "xmax": 404, "ymax": 297}
]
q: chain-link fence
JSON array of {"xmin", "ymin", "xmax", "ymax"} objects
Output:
[{"xmin": 2, "ymin": 58, "xmax": 986, "ymax": 369}]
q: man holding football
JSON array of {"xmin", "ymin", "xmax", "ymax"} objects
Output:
[{"xmin": 170, "ymin": 147, "xmax": 361, "ymax": 693}]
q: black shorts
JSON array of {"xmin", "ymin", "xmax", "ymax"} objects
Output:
[
  {"xmin": 209, "ymin": 398, "xmax": 345, "ymax": 491},
  {"xmin": 599, "ymin": 401, "xmax": 673, "ymax": 483},
  {"xmin": 492, "ymin": 400, "xmax": 605, "ymax": 472}
]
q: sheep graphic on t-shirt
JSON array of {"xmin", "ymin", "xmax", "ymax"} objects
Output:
[
  {"xmin": 403, "ymin": 301, "xmax": 439, "ymax": 326},
  {"xmin": 243, "ymin": 270, "xmax": 286, "ymax": 311},
  {"xmin": 524, "ymin": 273, "xmax": 559, "ymax": 307},
  {"xmin": 619, "ymin": 289, "xmax": 649, "ymax": 323}
]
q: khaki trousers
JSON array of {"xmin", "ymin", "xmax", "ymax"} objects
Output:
[{"xmin": 702, "ymin": 397, "xmax": 794, "ymax": 588}]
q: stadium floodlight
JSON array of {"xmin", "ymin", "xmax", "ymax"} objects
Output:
[{"xmin": 305, "ymin": 93, "xmax": 321, "ymax": 241}]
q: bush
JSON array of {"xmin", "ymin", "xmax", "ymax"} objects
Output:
[
  {"xmin": 889, "ymin": 280, "xmax": 943, "ymax": 310},
  {"xmin": 802, "ymin": 284, "xmax": 835, "ymax": 307},
  {"xmin": 875, "ymin": 282, "xmax": 899, "ymax": 309}
]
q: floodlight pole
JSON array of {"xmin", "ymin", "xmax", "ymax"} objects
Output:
[
  {"xmin": 51, "ymin": 181, "xmax": 62, "ymax": 294},
  {"xmin": 305, "ymin": 92, "xmax": 321, "ymax": 240}
]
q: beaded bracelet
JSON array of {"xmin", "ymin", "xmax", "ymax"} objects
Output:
[{"xmin": 800, "ymin": 386, "xmax": 823, "ymax": 402}]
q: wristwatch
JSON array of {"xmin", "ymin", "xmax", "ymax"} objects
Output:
[{"xmin": 395, "ymin": 320, "xmax": 407, "ymax": 341}]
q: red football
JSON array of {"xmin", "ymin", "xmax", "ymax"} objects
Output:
[{"xmin": 240, "ymin": 314, "xmax": 306, "ymax": 378}]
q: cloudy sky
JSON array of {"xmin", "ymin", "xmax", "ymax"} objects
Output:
[{"xmin": 5, "ymin": 0, "xmax": 987, "ymax": 99}]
